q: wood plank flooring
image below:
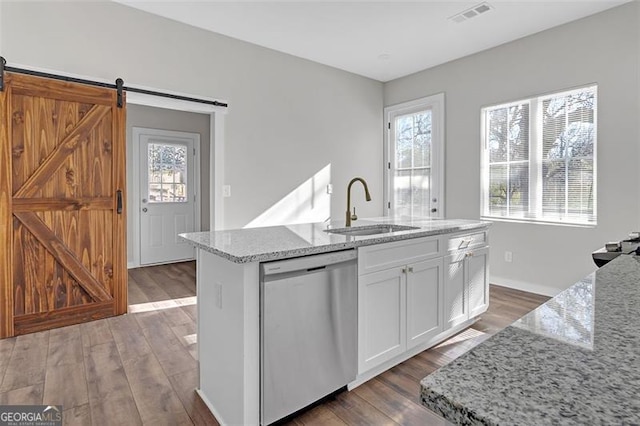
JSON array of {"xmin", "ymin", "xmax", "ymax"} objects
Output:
[{"xmin": 0, "ymin": 262, "xmax": 549, "ymax": 425}]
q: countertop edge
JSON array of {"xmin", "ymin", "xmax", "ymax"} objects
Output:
[
  {"xmin": 417, "ymin": 254, "xmax": 640, "ymax": 425},
  {"xmin": 180, "ymin": 222, "xmax": 490, "ymax": 264}
]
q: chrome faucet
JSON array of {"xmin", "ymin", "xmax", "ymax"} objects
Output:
[{"xmin": 346, "ymin": 177, "xmax": 372, "ymax": 227}]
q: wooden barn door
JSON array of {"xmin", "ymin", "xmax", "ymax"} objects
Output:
[{"xmin": 0, "ymin": 72, "xmax": 127, "ymax": 338}]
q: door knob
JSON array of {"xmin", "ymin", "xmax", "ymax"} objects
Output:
[{"xmin": 142, "ymin": 207, "xmax": 148, "ymax": 213}]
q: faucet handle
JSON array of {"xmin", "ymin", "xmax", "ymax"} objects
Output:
[{"xmin": 351, "ymin": 207, "xmax": 358, "ymax": 221}]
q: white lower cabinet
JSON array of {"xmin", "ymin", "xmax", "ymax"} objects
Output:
[
  {"xmin": 358, "ymin": 236, "xmax": 445, "ymax": 374},
  {"xmin": 406, "ymin": 257, "xmax": 444, "ymax": 350},
  {"xmin": 357, "ymin": 231, "xmax": 489, "ymax": 377},
  {"xmin": 468, "ymin": 246, "xmax": 490, "ymax": 318},
  {"xmin": 358, "ymin": 267, "xmax": 406, "ymax": 372},
  {"xmin": 444, "ymin": 246, "xmax": 489, "ymax": 329}
]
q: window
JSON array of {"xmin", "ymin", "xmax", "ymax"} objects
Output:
[
  {"xmin": 148, "ymin": 143, "xmax": 188, "ymax": 203},
  {"xmin": 385, "ymin": 93, "xmax": 444, "ymax": 219},
  {"xmin": 481, "ymin": 85, "xmax": 597, "ymax": 225}
]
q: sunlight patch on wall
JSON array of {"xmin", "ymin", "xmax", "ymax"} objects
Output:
[{"xmin": 245, "ymin": 164, "xmax": 331, "ymax": 228}]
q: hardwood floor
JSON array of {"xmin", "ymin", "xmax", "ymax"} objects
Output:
[{"xmin": 0, "ymin": 262, "xmax": 549, "ymax": 425}]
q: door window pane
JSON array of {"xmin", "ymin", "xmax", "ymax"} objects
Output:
[
  {"xmin": 148, "ymin": 143, "xmax": 188, "ymax": 203},
  {"xmin": 393, "ymin": 109, "xmax": 432, "ymax": 217}
]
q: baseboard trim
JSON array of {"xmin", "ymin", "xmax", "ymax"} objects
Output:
[{"xmin": 490, "ymin": 276, "xmax": 560, "ymax": 297}]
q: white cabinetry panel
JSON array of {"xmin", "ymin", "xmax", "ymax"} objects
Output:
[
  {"xmin": 407, "ymin": 257, "xmax": 444, "ymax": 350},
  {"xmin": 468, "ymin": 246, "xmax": 490, "ymax": 318},
  {"xmin": 358, "ymin": 267, "xmax": 406, "ymax": 373},
  {"xmin": 444, "ymin": 252, "xmax": 468, "ymax": 329},
  {"xmin": 358, "ymin": 236, "xmax": 441, "ymax": 275}
]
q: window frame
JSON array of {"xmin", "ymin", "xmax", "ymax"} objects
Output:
[
  {"xmin": 480, "ymin": 85, "xmax": 598, "ymax": 227},
  {"xmin": 384, "ymin": 93, "xmax": 445, "ymax": 219}
]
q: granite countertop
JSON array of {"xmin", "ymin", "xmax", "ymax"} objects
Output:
[
  {"xmin": 180, "ymin": 217, "xmax": 489, "ymax": 263},
  {"xmin": 421, "ymin": 254, "xmax": 640, "ymax": 425}
]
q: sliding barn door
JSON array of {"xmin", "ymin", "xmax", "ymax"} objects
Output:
[{"xmin": 0, "ymin": 72, "xmax": 127, "ymax": 338}]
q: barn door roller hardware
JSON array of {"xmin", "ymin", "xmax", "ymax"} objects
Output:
[
  {"xmin": 0, "ymin": 57, "xmax": 6, "ymax": 91},
  {"xmin": 0, "ymin": 56, "xmax": 228, "ymax": 108},
  {"xmin": 116, "ymin": 78, "xmax": 124, "ymax": 108}
]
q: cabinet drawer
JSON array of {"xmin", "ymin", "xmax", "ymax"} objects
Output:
[
  {"xmin": 447, "ymin": 230, "xmax": 488, "ymax": 252},
  {"xmin": 358, "ymin": 236, "xmax": 441, "ymax": 275}
]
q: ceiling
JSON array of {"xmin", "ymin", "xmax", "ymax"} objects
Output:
[{"xmin": 115, "ymin": 0, "xmax": 629, "ymax": 82}]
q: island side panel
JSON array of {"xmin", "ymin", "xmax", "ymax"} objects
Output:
[{"xmin": 197, "ymin": 249, "xmax": 260, "ymax": 425}]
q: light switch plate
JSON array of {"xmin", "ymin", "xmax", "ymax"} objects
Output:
[{"xmin": 223, "ymin": 185, "xmax": 231, "ymax": 198}]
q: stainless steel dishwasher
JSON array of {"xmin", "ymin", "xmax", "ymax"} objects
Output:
[{"xmin": 260, "ymin": 250, "xmax": 357, "ymax": 425}]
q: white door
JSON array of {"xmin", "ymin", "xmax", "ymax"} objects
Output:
[
  {"xmin": 138, "ymin": 129, "xmax": 199, "ymax": 265},
  {"xmin": 385, "ymin": 93, "xmax": 444, "ymax": 218}
]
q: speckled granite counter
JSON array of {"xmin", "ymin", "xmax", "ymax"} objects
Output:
[
  {"xmin": 180, "ymin": 217, "xmax": 489, "ymax": 263},
  {"xmin": 421, "ymin": 254, "xmax": 640, "ymax": 425}
]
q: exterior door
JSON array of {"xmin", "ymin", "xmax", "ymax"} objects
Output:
[
  {"xmin": 0, "ymin": 72, "xmax": 127, "ymax": 338},
  {"xmin": 385, "ymin": 93, "xmax": 444, "ymax": 219},
  {"xmin": 138, "ymin": 129, "xmax": 197, "ymax": 265}
]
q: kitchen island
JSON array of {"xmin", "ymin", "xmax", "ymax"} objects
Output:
[
  {"xmin": 421, "ymin": 253, "xmax": 640, "ymax": 425},
  {"xmin": 181, "ymin": 217, "xmax": 490, "ymax": 425}
]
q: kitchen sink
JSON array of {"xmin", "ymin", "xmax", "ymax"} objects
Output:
[{"xmin": 324, "ymin": 224, "xmax": 420, "ymax": 236}]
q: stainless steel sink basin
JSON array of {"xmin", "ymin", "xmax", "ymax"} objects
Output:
[{"xmin": 324, "ymin": 224, "xmax": 420, "ymax": 236}]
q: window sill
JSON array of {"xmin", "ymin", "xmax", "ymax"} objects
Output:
[{"xmin": 480, "ymin": 216, "xmax": 596, "ymax": 228}]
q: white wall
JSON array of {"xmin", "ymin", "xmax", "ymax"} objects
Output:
[
  {"xmin": 385, "ymin": 2, "xmax": 640, "ymax": 295},
  {"xmin": 0, "ymin": 0, "xmax": 383, "ymax": 230}
]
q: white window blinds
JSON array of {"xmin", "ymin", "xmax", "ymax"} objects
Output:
[{"xmin": 482, "ymin": 85, "xmax": 597, "ymax": 225}]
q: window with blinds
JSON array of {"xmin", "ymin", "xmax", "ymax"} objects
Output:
[{"xmin": 481, "ymin": 85, "xmax": 597, "ymax": 225}]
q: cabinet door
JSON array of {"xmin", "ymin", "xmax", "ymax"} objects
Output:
[
  {"xmin": 444, "ymin": 252, "xmax": 468, "ymax": 329},
  {"xmin": 467, "ymin": 246, "xmax": 489, "ymax": 318},
  {"xmin": 406, "ymin": 258, "xmax": 444, "ymax": 350},
  {"xmin": 358, "ymin": 268, "xmax": 406, "ymax": 374}
]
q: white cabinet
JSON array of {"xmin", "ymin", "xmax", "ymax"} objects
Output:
[
  {"xmin": 358, "ymin": 236, "xmax": 444, "ymax": 374},
  {"xmin": 468, "ymin": 246, "xmax": 490, "ymax": 318},
  {"xmin": 356, "ymin": 229, "xmax": 489, "ymax": 379},
  {"xmin": 444, "ymin": 243, "xmax": 489, "ymax": 329},
  {"xmin": 406, "ymin": 257, "xmax": 445, "ymax": 350},
  {"xmin": 358, "ymin": 267, "xmax": 406, "ymax": 372}
]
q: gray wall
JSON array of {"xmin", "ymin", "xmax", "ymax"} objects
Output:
[
  {"xmin": 126, "ymin": 104, "xmax": 211, "ymax": 265},
  {"xmin": 1, "ymin": 1, "xmax": 383, "ymax": 230},
  {"xmin": 4, "ymin": 0, "xmax": 639, "ymax": 294},
  {"xmin": 384, "ymin": 2, "xmax": 640, "ymax": 294}
]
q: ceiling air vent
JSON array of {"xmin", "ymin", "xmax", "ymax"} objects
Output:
[{"xmin": 449, "ymin": 2, "xmax": 493, "ymax": 23}]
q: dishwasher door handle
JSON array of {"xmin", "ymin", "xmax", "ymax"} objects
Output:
[
  {"xmin": 306, "ymin": 265, "xmax": 327, "ymax": 272},
  {"xmin": 262, "ymin": 250, "xmax": 356, "ymax": 276}
]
